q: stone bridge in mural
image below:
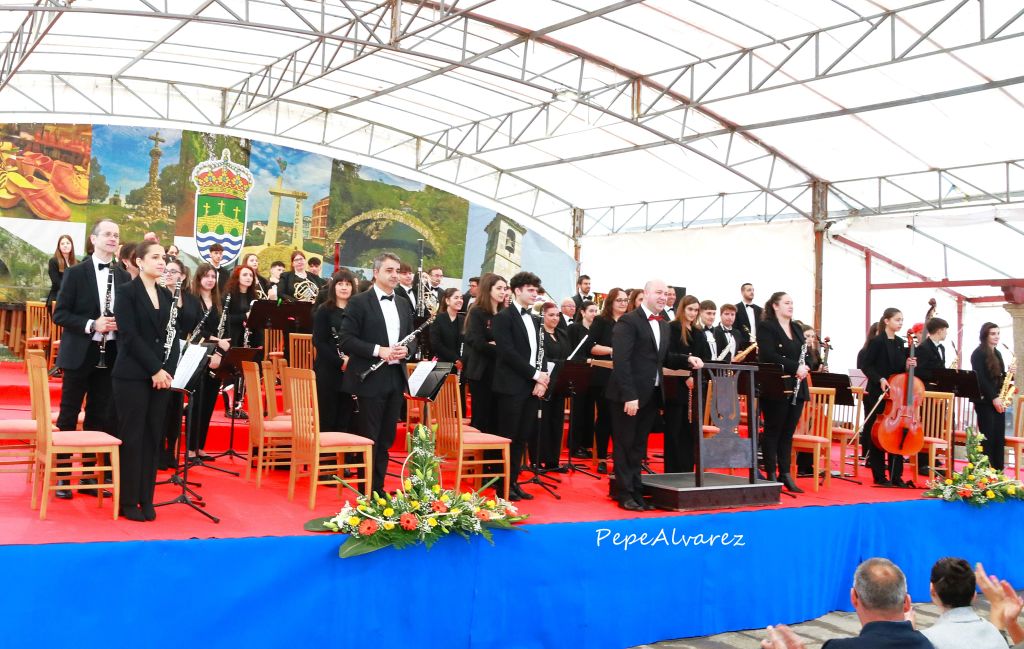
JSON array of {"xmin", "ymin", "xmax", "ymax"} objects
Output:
[{"xmin": 334, "ymin": 208, "xmax": 438, "ymax": 251}]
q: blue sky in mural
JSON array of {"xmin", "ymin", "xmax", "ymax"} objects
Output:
[
  {"xmin": 247, "ymin": 141, "xmax": 332, "ymax": 224},
  {"xmin": 91, "ymin": 125, "xmax": 181, "ymax": 196}
]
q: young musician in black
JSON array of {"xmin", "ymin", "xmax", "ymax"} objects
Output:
[
  {"xmin": 47, "ymin": 234, "xmax": 75, "ymax": 311},
  {"xmin": 756, "ymin": 292, "xmax": 811, "ymax": 493},
  {"xmin": 463, "ymin": 273, "xmax": 506, "ymax": 435},
  {"xmin": 52, "ymin": 219, "xmax": 130, "ymax": 499},
  {"xmin": 533, "ymin": 302, "xmax": 569, "ymax": 470},
  {"xmin": 491, "ymin": 271, "xmax": 550, "ymax": 500},
  {"xmin": 571, "ymin": 274, "xmax": 593, "ymax": 318},
  {"xmin": 339, "ymin": 252, "xmax": 415, "ymax": 496},
  {"xmin": 860, "ymin": 308, "xmax": 916, "ymax": 486},
  {"xmin": 664, "ymin": 295, "xmax": 710, "ymax": 474},
  {"xmin": 567, "ymin": 300, "xmax": 598, "ymax": 458},
  {"xmin": 312, "ymin": 270, "xmax": 357, "ymax": 433},
  {"xmin": 915, "ymin": 317, "xmax": 949, "ymax": 389},
  {"xmin": 112, "ymin": 241, "xmax": 184, "ymax": 522},
  {"xmin": 714, "ymin": 303, "xmax": 745, "ymax": 359},
  {"xmin": 158, "ymin": 259, "xmax": 196, "ymax": 469},
  {"xmin": 278, "ymin": 250, "xmax": 322, "ymax": 302},
  {"xmin": 734, "ymin": 282, "xmax": 762, "ymax": 342},
  {"xmin": 971, "ymin": 323, "xmax": 1014, "ymax": 469},
  {"xmin": 588, "ymin": 287, "xmax": 628, "ymax": 473},
  {"xmin": 429, "ymin": 288, "xmax": 465, "ymax": 364}
]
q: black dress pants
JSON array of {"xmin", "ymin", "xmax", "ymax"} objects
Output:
[
  {"xmin": 113, "ymin": 378, "xmax": 171, "ymax": 509},
  {"xmin": 761, "ymin": 397, "xmax": 805, "ymax": 477},
  {"xmin": 469, "ymin": 372, "xmax": 498, "ymax": 435},
  {"xmin": 862, "ymin": 391, "xmax": 905, "ymax": 481},
  {"xmin": 609, "ymin": 391, "xmax": 660, "ymax": 505},
  {"xmin": 976, "ymin": 400, "xmax": 1006, "ymax": 470},
  {"xmin": 355, "ymin": 365, "xmax": 405, "ymax": 495},
  {"xmin": 497, "ymin": 391, "xmax": 539, "ymax": 485}
]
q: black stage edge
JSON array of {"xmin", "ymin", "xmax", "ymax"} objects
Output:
[{"xmin": 610, "ymin": 472, "xmax": 782, "ymax": 511}]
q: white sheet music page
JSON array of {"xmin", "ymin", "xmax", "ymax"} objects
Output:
[
  {"xmin": 172, "ymin": 344, "xmax": 209, "ymax": 390},
  {"xmin": 408, "ymin": 360, "xmax": 437, "ymax": 397}
]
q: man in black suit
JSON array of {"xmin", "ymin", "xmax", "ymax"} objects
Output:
[
  {"xmin": 52, "ymin": 219, "xmax": 130, "ymax": 499},
  {"xmin": 914, "ymin": 317, "xmax": 949, "ymax": 475},
  {"xmin": 208, "ymin": 243, "xmax": 231, "ymax": 291},
  {"xmin": 491, "ymin": 271, "xmax": 550, "ymax": 501},
  {"xmin": 460, "ymin": 276, "xmax": 479, "ymax": 314},
  {"xmin": 734, "ymin": 282, "xmax": 762, "ymax": 342},
  {"xmin": 340, "ymin": 252, "xmax": 414, "ymax": 496},
  {"xmin": 663, "ymin": 286, "xmax": 678, "ymax": 321},
  {"xmin": 570, "ymin": 274, "xmax": 593, "ymax": 320},
  {"xmin": 698, "ymin": 299, "xmax": 728, "ymax": 361},
  {"xmin": 714, "ymin": 303, "xmax": 748, "ymax": 360},
  {"xmin": 557, "ymin": 298, "xmax": 576, "ymax": 332},
  {"xmin": 394, "ymin": 262, "xmax": 417, "ymax": 312},
  {"xmin": 607, "ymin": 279, "xmax": 702, "ymax": 511},
  {"xmin": 427, "ymin": 266, "xmax": 446, "ymax": 305}
]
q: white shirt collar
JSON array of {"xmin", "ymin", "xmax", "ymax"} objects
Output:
[{"xmin": 373, "ymin": 284, "xmax": 395, "ymax": 300}]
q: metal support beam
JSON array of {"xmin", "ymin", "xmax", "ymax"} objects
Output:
[
  {"xmin": 0, "ymin": 0, "xmax": 71, "ymax": 93},
  {"xmin": 906, "ymin": 225, "xmax": 1012, "ymax": 278}
]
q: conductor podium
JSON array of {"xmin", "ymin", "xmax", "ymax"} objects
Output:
[{"xmin": 610, "ymin": 362, "xmax": 782, "ymax": 510}]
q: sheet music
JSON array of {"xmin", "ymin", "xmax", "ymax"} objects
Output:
[
  {"xmin": 408, "ymin": 360, "xmax": 437, "ymax": 396},
  {"xmin": 172, "ymin": 343, "xmax": 210, "ymax": 390}
]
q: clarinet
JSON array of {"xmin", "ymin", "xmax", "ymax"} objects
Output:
[
  {"xmin": 791, "ymin": 342, "xmax": 808, "ymax": 406},
  {"xmin": 330, "ymin": 324, "xmax": 346, "ymax": 361},
  {"xmin": 163, "ymin": 279, "xmax": 183, "ymax": 365},
  {"xmin": 95, "ymin": 271, "xmax": 114, "ymax": 368},
  {"xmin": 216, "ymin": 294, "xmax": 231, "ymax": 340},
  {"xmin": 359, "ymin": 314, "xmax": 435, "ymax": 381},
  {"xmin": 535, "ymin": 316, "xmax": 547, "ymax": 404},
  {"xmin": 188, "ymin": 300, "xmax": 213, "ymax": 343}
]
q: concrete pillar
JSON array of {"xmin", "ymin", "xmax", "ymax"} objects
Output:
[
  {"xmin": 293, "ymin": 199, "xmax": 304, "ymax": 251},
  {"xmin": 1003, "ymin": 303, "xmax": 1024, "ymax": 369}
]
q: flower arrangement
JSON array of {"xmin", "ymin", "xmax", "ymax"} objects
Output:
[
  {"xmin": 924, "ymin": 428, "xmax": 1024, "ymax": 505},
  {"xmin": 305, "ymin": 424, "xmax": 527, "ymax": 557}
]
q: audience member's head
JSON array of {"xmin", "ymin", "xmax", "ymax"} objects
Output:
[
  {"xmin": 851, "ymin": 558, "xmax": 911, "ymax": 622},
  {"xmin": 930, "ymin": 557, "xmax": 976, "ymax": 610}
]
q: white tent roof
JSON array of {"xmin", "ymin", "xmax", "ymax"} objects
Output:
[{"xmin": 1, "ymin": 0, "xmax": 1023, "ymax": 242}]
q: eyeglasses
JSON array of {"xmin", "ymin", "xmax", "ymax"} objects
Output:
[
  {"xmin": 613, "ymin": 298, "xmax": 629, "ymax": 303},
  {"xmin": 165, "ymin": 269, "xmax": 182, "ymax": 276}
]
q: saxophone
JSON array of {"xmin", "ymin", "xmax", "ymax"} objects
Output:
[
  {"xmin": 733, "ymin": 342, "xmax": 758, "ymax": 363},
  {"xmin": 163, "ymin": 279, "xmax": 183, "ymax": 365},
  {"xmin": 999, "ymin": 344, "xmax": 1016, "ymax": 408}
]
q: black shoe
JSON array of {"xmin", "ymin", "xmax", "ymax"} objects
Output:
[
  {"xmin": 55, "ymin": 480, "xmax": 72, "ymax": 500},
  {"xmin": 198, "ymin": 453, "xmax": 215, "ymax": 462},
  {"xmin": 778, "ymin": 473, "xmax": 804, "ymax": 494},
  {"xmin": 512, "ymin": 484, "xmax": 534, "ymax": 500},
  {"xmin": 228, "ymin": 409, "xmax": 248, "ymax": 420},
  {"xmin": 508, "ymin": 491, "xmax": 521, "ymax": 502},
  {"xmin": 571, "ymin": 449, "xmax": 591, "ymax": 459},
  {"xmin": 597, "ymin": 461, "xmax": 608, "ymax": 474},
  {"xmin": 640, "ymin": 499, "xmax": 656, "ymax": 511},
  {"xmin": 141, "ymin": 504, "xmax": 156, "ymax": 521},
  {"xmin": 120, "ymin": 506, "xmax": 146, "ymax": 522},
  {"xmin": 874, "ymin": 478, "xmax": 892, "ymax": 487},
  {"xmin": 891, "ymin": 476, "xmax": 906, "ymax": 488},
  {"xmin": 619, "ymin": 499, "xmax": 644, "ymax": 511},
  {"xmin": 796, "ymin": 469, "xmax": 814, "ymax": 478}
]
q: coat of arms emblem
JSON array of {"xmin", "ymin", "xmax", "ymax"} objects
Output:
[{"xmin": 191, "ymin": 149, "xmax": 254, "ymax": 265}]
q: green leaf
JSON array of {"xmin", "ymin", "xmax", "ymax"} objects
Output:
[
  {"xmin": 339, "ymin": 537, "xmax": 386, "ymax": 559},
  {"xmin": 303, "ymin": 516, "xmax": 337, "ymax": 533}
]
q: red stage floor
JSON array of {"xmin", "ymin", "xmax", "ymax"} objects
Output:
[{"xmin": 0, "ymin": 361, "xmax": 928, "ymax": 546}]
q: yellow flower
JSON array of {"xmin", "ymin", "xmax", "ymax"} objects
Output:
[
  {"xmin": 410, "ymin": 500, "xmax": 420, "ymax": 510},
  {"xmin": 461, "ymin": 493, "xmax": 472, "ymax": 501},
  {"xmin": 976, "ymin": 446, "xmax": 984, "ymax": 452},
  {"xmin": 472, "ymin": 506, "xmax": 480, "ymax": 513},
  {"xmin": 440, "ymin": 494, "xmax": 450, "ymax": 503},
  {"xmin": 347, "ymin": 516, "xmax": 360, "ymax": 526},
  {"xmin": 968, "ymin": 475, "xmax": 975, "ymax": 481},
  {"xmin": 356, "ymin": 504, "xmax": 366, "ymax": 512},
  {"xmin": 944, "ymin": 479, "xmax": 953, "ymax": 485},
  {"xmin": 1009, "ymin": 486, "xmax": 1017, "ymax": 496},
  {"xmin": 986, "ymin": 490, "xmax": 996, "ymax": 499},
  {"xmin": 427, "ymin": 518, "xmax": 438, "ymax": 527},
  {"xmin": 376, "ymin": 497, "xmax": 387, "ymax": 506},
  {"xmin": 404, "ymin": 479, "xmax": 412, "ymax": 491},
  {"xmin": 966, "ymin": 463, "xmax": 974, "ymax": 470},
  {"xmin": 451, "ymin": 507, "xmax": 461, "ymax": 515},
  {"xmin": 383, "ymin": 507, "xmax": 394, "ymax": 517},
  {"xmin": 486, "ymin": 499, "xmax": 496, "ymax": 509},
  {"xmin": 383, "ymin": 522, "xmax": 395, "ymax": 530},
  {"xmin": 432, "ymin": 484, "xmax": 441, "ymax": 494}
]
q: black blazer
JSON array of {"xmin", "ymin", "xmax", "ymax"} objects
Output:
[
  {"xmin": 313, "ymin": 305, "xmax": 346, "ymax": 393},
  {"xmin": 717, "ymin": 323, "xmax": 749, "ymax": 353},
  {"xmin": 463, "ymin": 307, "xmax": 497, "ymax": 382},
  {"xmin": 394, "ymin": 284, "xmax": 416, "ymax": 312},
  {"xmin": 822, "ymin": 621, "xmax": 933, "ymax": 649},
  {"xmin": 542, "ymin": 326, "xmax": 569, "ymax": 362},
  {"xmin": 606, "ymin": 308, "xmax": 674, "ymax": 406},
  {"xmin": 225, "ymin": 291, "xmax": 262, "ymax": 348},
  {"xmin": 571, "ymin": 292, "xmax": 594, "ymax": 318},
  {"xmin": 491, "ymin": 304, "xmax": 543, "ymax": 396},
  {"xmin": 215, "ymin": 265, "xmax": 231, "ymax": 292},
  {"xmin": 733, "ymin": 302, "xmax": 763, "ymax": 337},
  {"xmin": 914, "ymin": 337, "xmax": 946, "ymax": 386},
  {"xmin": 971, "ymin": 345, "xmax": 1005, "ymax": 403},
  {"xmin": 47, "ymin": 257, "xmax": 64, "ymax": 305},
  {"xmin": 588, "ymin": 315, "xmax": 618, "ymax": 388},
  {"xmin": 429, "ymin": 312, "xmax": 464, "ymax": 363},
  {"xmin": 756, "ymin": 319, "xmax": 810, "ymax": 402},
  {"xmin": 52, "ymin": 256, "xmax": 131, "ymax": 371},
  {"xmin": 861, "ymin": 333, "xmax": 909, "ymax": 397},
  {"xmin": 699, "ymin": 324, "xmax": 729, "ymax": 361},
  {"xmin": 566, "ymin": 321, "xmax": 595, "ymax": 360},
  {"xmin": 339, "ymin": 288, "xmax": 414, "ymax": 397},
  {"xmin": 111, "ymin": 277, "xmax": 181, "ymax": 380},
  {"xmin": 184, "ymin": 292, "xmax": 222, "ymax": 342}
]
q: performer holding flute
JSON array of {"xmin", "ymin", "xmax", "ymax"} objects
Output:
[
  {"xmin": 664, "ymin": 295, "xmax": 710, "ymax": 474},
  {"xmin": 339, "ymin": 253, "xmax": 414, "ymax": 496},
  {"xmin": 112, "ymin": 241, "xmax": 185, "ymax": 522},
  {"xmin": 312, "ymin": 270, "xmax": 357, "ymax": 433},
  {"xmin": 971, "ymin": 323, "xmax": 1015, "ymax": 469},
  {"xmin": 756, "ymin": 291, "xmax": 810, "ymax": 494}
]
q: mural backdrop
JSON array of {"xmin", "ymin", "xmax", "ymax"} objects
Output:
[{"xmin": 0, "ymin": 123, "xmax": 575, "ymax": 303}]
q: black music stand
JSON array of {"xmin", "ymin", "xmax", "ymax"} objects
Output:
[
  {"xmin": 803, "ymin": 372, "xmax": 861, "ymax": 484},
  {"xmin": 386, "ymin": 362, "xmax": 453, "ymax": 479},
  {"xmin": 209, "ymin": 346, "xmax": 263, "ymax": 462},
  {"xmin": 933, "ymin": 368, "xmax": 981, "ymax": 441},
  {"xmin": 549, "ymin": 360, "xmax": 599, "ymax": 479},
  {"xmin": 157, "ymin": 345, "xmax": 219, "ymax": 522}
]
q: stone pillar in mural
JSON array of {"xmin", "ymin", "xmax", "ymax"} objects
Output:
[
  {"xmin": 481, "ymin": 214, "xmax": 527, "ymax": 280},
  {"xmin": 138, "ymin": 131, "xmax": 164, "ymax": 221},
  {"xmin": 1004, "ymin": 299, "xmax": 1024, "ymax": 370},
  {"xmin": 293, "ymin": 194, "xmax": 308, "ymax": 250}
]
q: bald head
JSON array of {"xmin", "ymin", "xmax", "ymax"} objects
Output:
[
  {"xmin": 560, "ymin": 298, "xmax": 576, "ymax": 318},
  {"xmin": 643, "ymin": 279, "xmax": 668, "ymax": 313}
]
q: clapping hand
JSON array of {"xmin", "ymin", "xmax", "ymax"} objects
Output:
[
  {"xmin": 976, "ymin": 562, "xmax": 1024, "ymax": 642},
  {"xmin": 760, "ymin": 625, "xmax": 805, "ymax": 649}
]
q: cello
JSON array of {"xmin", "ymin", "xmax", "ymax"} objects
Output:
[{"xmin": 871, "ymin": 328, "xmax": 925, "ymax": 455}]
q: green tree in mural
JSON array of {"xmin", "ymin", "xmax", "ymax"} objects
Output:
[
  {"xmin": 158, "ymin": 164, "xmax": 185, "ymax": 206},
  {"xmin": 88, "ymin": 157, "xmax": 109, "ymax": 203},
  {"xmin": 126, "ymin": 186, "xmax": 146, "ymax": 206}
]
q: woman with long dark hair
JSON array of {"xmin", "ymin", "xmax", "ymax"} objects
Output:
[
  {"xmin": 430, "ymin": 287, "xmax": 465, "ymax": 363},
  {"xmin": 312, "ymin": 270, "xmax": 357, "ymax": 433},
  {"xmin": 971, "ymin": 323, "xmax": 1014, "ymax": 469},
  {"xmin": 860, "ymin": 307, "xmax": 916, "ymax": 486},
  {"xmin": 221, "ymin": 265, "xmax": 262, "ymax": 419},
  {"xmin": 47, "ymin": 234, "xmax": 75, "ymax": 310},
  {"xmin": 533, "ymin": 301, "xmax": 569, "ymax": 469},
  {"xmin": 589, "ymin": 287, "xmax": 628, "ymax": 473},
  {"xmin": 567, "ymin": 300, "xmax": 598, "ymax": 457},
  {"xmin": 463, "ymin": 273, "xmax": 506, "ymax": 434},
  {"xmin": 112, "ymin": 241, "xmax": 183, "ymax": 522},
  {"xmin": 664, "ymin": 295, "xmax": 711, "ymax": 473},
  {"xmin": 756, "ymin": 292, "xmax": 810, "ymax": 493}
]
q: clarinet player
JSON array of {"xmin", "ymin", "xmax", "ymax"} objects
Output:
[
  {"xmin": 112, "ymin": 241, "xmax": 184, "ymax": 522},
  {"xmin": 313, "ymin": 270, "xmax": 357, "ymax": 433}
]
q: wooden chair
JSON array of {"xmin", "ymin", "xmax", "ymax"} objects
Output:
[
  {"xmin": 26, "ymin": 354, "xmax": 121, "ymax": 519},
  {"xmin": 289, "ymin": 333, "xmax": 314, "ymax": 370},
  {"xmin": 260, "ymin": 360, "xmax": 290, "ymax": 421},
  {"xmin": 24, "ymin": 301, "xmax": 50, "ymax": 356},
  {"xmin": 265, "ymin": 328, "xmax": 286, "ymax": 376},
  {"xmin": 791, "ymin": 387, "xmax": 835, "ymax": 492},
  {"xmin": 0, "ymin": 351, "xmax": 44, "ymax": 478},
  {"xmin": 284, "ymin": 367, "xmax": 373, "ymax": 508},
  {"xmin": 241, "ymin": 361, "xmax": 293, "ymax": 487},
  {"xmin": 912, "ymin": 391, "xmax": 954, "ymax": 481},
  {"xmin": 434, "ymin": 374, "xmax": 510, "ymax": 499},
  {"xmin": 47, "ymin": 322, "xmax": 63, "ymax": 370},
  {"xmin": 1006, "ymin": 394, "xmax": 1024, "ymax": 480},
  {"xmin": 830, "ymin": 385, "xmax": 864, "ymax": 478},
  {"xmin": 953, "ymin": 396, "xmax": 976, "ymax": 447}
]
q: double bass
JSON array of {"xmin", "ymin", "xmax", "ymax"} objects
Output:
[{"xmin": 871, "ymin": 329, "xmax": 925, "ymax": 455}]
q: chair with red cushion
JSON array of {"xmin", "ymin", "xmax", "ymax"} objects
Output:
[{"xmin": 434, "ymin": 374, "xmax": 510, "ymax": 499}]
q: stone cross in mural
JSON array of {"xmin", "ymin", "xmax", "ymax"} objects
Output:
[{"xmin": 138, "ymin": 131, "xmax": 166, "ymax": 221}]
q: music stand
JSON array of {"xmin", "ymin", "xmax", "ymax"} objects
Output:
[
  {"xmin": 549, "ymin": 360, "xmax": 599, "ymax": 479},
  {"xmin": 209, "ymin": 346, "xmax": 263, "ymax": 462},
  {"xmin": 803, "ymin": 372, "xmax": 861, "ymax": 484},
  {"xmin": 933, "ymin": 367, "xmax": 981, "ymax": 440},
  {"xmin": 157, "ymin": 344, "xmax": 219, "ymax": 522},
  {"xmin": 386, "ymin": 362, "xmax": 452, "ymax": 480}
]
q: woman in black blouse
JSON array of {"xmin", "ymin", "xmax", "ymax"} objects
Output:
[
  {"xmin": 567, "ymin": 300, "xmax": 598, "ymax": 457},
  {"xmin": 532, "ymin": 302, "xmax": 569, "ymax": 469},
  {"xmin": 860, "ymin": 307, "xmax": 916, "ymax": 485},
  {"xmin": 221, "ymin": 265, "xmax": 262, "ymax": 419},
  {"xmin": 430, "ymin": 288, "xmax": 465, "ymax": 363},
  {"xmin": 47, "ymin": 234, "xmax": 76, "ymax": 310},
  {"xmin": 277, "ymin": 250, "xmax": 323, "ymax": 303},
  {"xmin": 756, "ymin": 291, "xmax": 811, "ymax": 493},
  {"xmin": 589, "ymin": 287, "xmax": 628, "ymax": 473},
  {"xmin": 971, "ymin": 322, "xmax": 1015, "ymax": 469},
  {"xmin": 463, "ymin": 273, "xmax": 507, "ymax": 435},
  {"xmin": 312, "ymin": 270, "xmax": 357, "ymax": 433},
  {"xmin": 664, "ymin": 295, "xmax": 711, "ymax": 473}
]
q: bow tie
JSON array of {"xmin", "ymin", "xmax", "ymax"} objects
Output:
[
  {"xmin": 520, "ymin": 307, "xmax": 531, "ymax": 316},
  {"xmin": 648, "ymin": 314, "xmax": 663, "ymax": 321},
  {"xmin": 937, "ymin": 343, "xmax": 944, "ymax": 349},
  {"xmin": 98, "ymin": 262, "xmax": 111, "ymax": 270},
  {"xmin": 582, "ymin": 294, "xmax": 592, "ymax": 300},
  {"xmin": 380, "ymin": 294, "xmax": 394, "ymax": 302}
]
